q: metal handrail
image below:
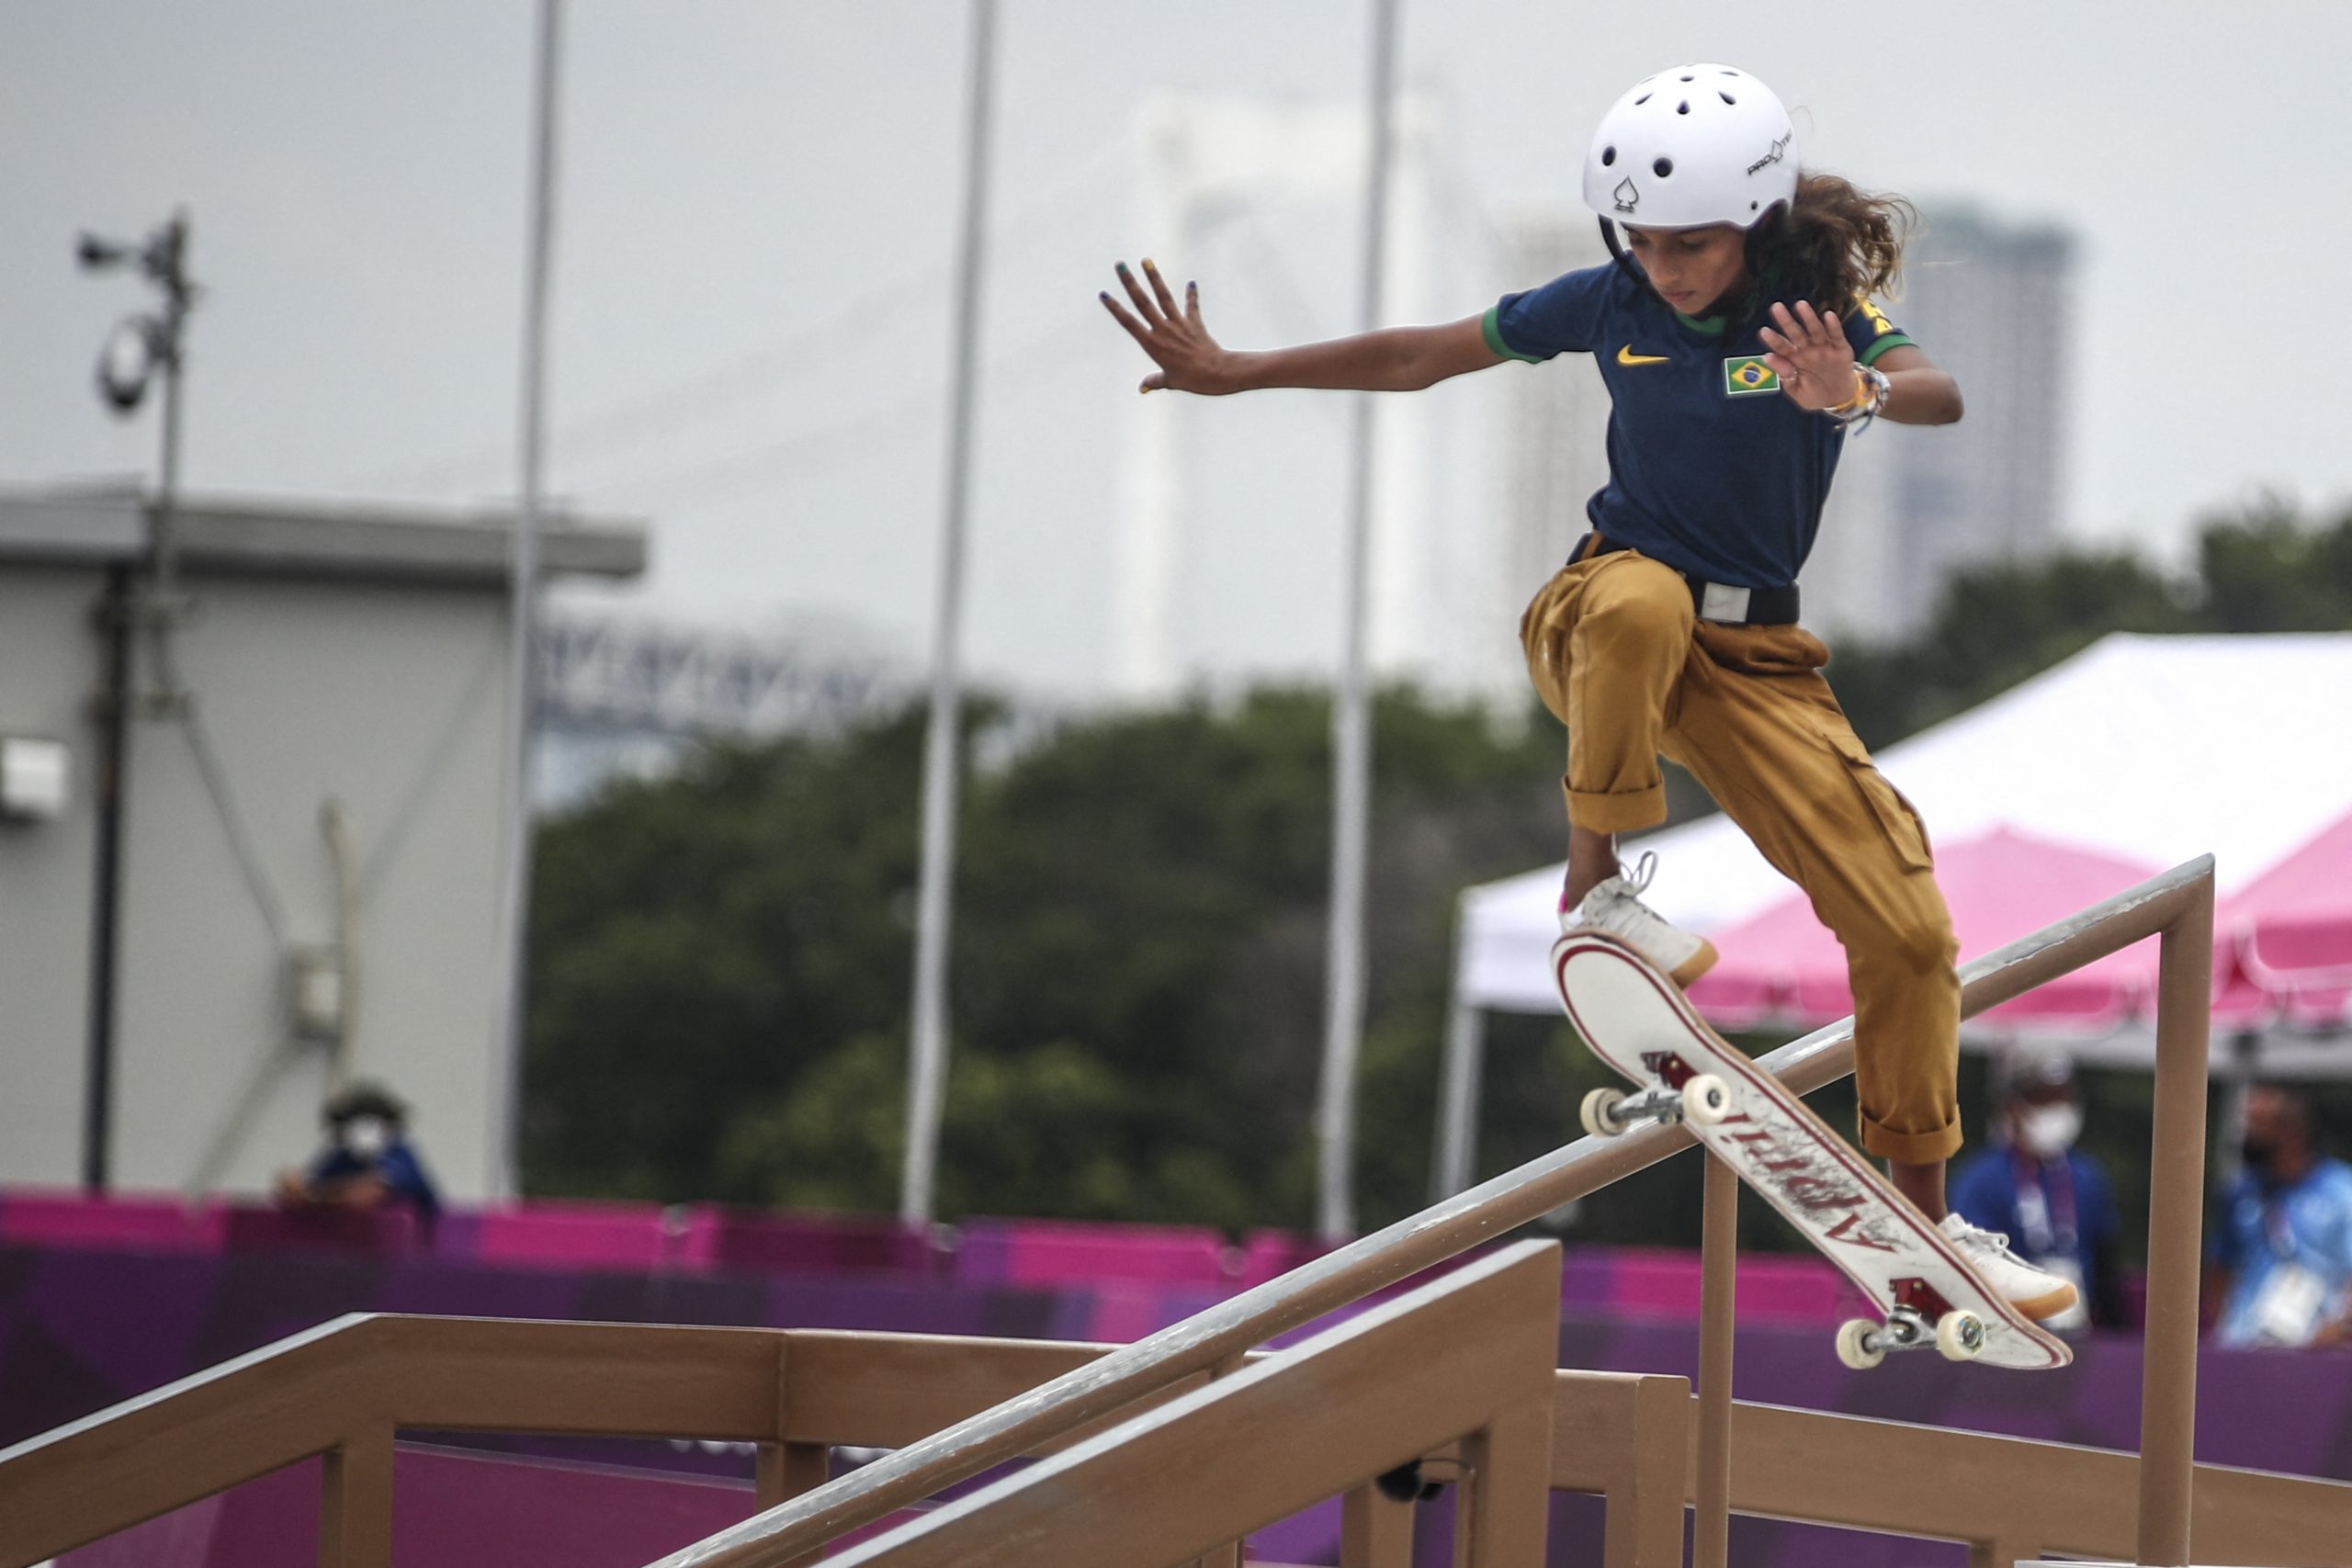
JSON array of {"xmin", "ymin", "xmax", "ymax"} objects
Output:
[{"xmin": 654, "ymin": 856, "xmax": 2217, "ymax": 1568}]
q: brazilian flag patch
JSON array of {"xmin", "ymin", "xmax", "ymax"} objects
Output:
[{"xmin": 1723, "ymin": 355, "xmax": 1780, "ymax": 397}]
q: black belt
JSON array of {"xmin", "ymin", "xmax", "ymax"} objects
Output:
[{"xmin": 1574, "ymin": 533, "xmax": 1800, "ymax": 626}]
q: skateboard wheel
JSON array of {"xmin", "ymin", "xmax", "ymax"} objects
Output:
[
  {"xmin": 1680, "ymin": 1074, "xmax": 1732, "ymax": 1127},
  {"xmin": 1935, "ymin": 1309, "xmax": 1986, "ymax": 1362},
  {"xmin": 1835, "ymin": 1318, "xmax": 1885, "ymax": 1371},
  {"xmin": 1579, "ymin": 1088, "xmax": 1628, "ymax": 1138}
]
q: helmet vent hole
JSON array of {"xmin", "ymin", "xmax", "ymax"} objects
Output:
[
  {"xmin": 1719, "ymin": 91, "xmax": 1736, "ymax": 105},
  {"xmin": 1677, "ymin": 100, "xmax": 1690, "ymax": 114},
  {"xmin": 1679, "ymin": 73, "xmax": 1694, "ymax": 82},
  {"xmin": 1634, "ymin": 92, "xmax": 1651, "ymax": 105},
  {"xmin": 1722, "ymin": 68, "xmax": 1740, "ymax": 76},
  {"xmin": 1600, "ymin": 145, "xmax": 1616, "ymax": 166},
  {"xmin": 1654, "ymin": 157, "xmax": 1674, "ymax": 178}
]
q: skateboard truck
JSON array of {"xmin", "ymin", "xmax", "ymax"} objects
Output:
[
  {"xmin": 1579, "ymin": 1059, "xmax": 1734, "ymax": 1139},
  {"xmin": 1836, "ymin": 1279, "xmax": 1987, "ymax": 1370}
]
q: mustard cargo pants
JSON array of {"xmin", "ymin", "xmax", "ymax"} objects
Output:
[{"xmin": 1521, "ymin": 548, "xmax": 1963, "ymax": 1165}]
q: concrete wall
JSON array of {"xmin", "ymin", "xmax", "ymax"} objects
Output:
[
  {"xmin": 109, "ymin": 572, "xmax": 511, "ymax": 1200},
  {"xmin": 0, "ymin": 564, "xmax": 514, "ymax": 1201},
  {"xmin": 0, "ymin": 563, "xmax": 107, "ymax": 1185}
]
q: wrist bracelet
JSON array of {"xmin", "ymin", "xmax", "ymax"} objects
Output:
[{"xmin": 1824, "ymin": 362, "xmax": 1891, "ymax": 432}]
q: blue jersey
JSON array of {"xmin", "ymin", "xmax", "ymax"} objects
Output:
[
  {"xmin": 2211, "ymin": 1157, "xmax": 2352, "ymax": 1348},
  {"xmin": 311, "ymin": 1138, "xmax": 442, "ymax": 1221},
  {"xmin": 1484, "ymin": 263, "xmax": 1915, "ymax": 590}
]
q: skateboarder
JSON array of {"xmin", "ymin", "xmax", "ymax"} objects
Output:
[{"xmin": 1102, "ymin": 62, "xmax": 2075, "ymax": 1321}]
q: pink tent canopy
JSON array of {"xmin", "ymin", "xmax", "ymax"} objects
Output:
[
  {"xmin": 1684, "ymin": 825, "xmax": 2165, "ymax": 1034},
  {"xmin": 2218, "ymin": 807, "xmax": 2352, "ymax": 1032}
]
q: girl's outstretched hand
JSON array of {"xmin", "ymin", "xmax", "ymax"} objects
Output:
[
  {"xmin": 1101, "ymin": 259, "xmax": 1238, "ymax": 394},
  {"xmin": 1758, "ymin": 301, "xmax": 1861, "ymax": 412}
]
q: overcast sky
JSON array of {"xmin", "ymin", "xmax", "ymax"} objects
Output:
[{"xmin": 4, "ymin": 2, "xmax": 2346, "ymax": 693}]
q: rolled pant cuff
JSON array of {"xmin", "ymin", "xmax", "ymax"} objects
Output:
[
  {"xmin": 1565, "ymin": 784, "xmax": 1668, "ymax": 838},
  {"xmin": 1859, "ymin": 1113, "xmax": 1962, "ymax": 1166}
]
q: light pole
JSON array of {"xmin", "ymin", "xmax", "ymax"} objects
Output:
[
  {"xmin": 1315, "ymin": 0, "xmax": 1401, "ymax": 1242},
  {"xmin": 901, "ymin": 0, "xmax": 1000, "ymax": 1227},
  {"xmin": 74, "ymin": 208, "xmax": 199, "ymax": 1192},
  {"xmin": 78, "ymin": 209, "xmax": 198, "ymax": 710},
  {"xmin": 487, "ymin": 0, "xmax": 564, "ymax": 1200}
]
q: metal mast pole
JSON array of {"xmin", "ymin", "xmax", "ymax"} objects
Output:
[
  {"xmin": 489, "ymin": 0, "xmax": 561, "ymax": 1199},
  {"xmin": 149, "ymin": 211, "xmax": 191, "ymax": 659},
  {"xmin": 1316, "ymin": 0, "xmax": 1401, "ymax": 1241},
  {"xmin": 75, "ymin": 206, "xmax": 198, "ymax": 1190},
  {"xmin": 901, "ymin": 0, "xmax": 999, "ymax": 1226}
]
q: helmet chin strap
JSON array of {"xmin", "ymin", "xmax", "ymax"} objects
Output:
[{"xmin": 1598, "ymin": 217, "xmax": 1645, "ymax": 292}]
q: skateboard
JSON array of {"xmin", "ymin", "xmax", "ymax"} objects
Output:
[{"xmin": 1553, "ymin": 929, "xmax": 2071, "ymax": 1371}]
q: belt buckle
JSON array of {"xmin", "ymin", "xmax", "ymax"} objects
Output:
[{"xmin": 1700, "ymin": 582, "xmax": 1751, "ymax": 623}]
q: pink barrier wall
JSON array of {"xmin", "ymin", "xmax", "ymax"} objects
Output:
[
  {"xmin": 468, "ymin": 1201, "xmax": 679, "ymax": 1270},
  {"xmin": 958, "ymin": 1216, "xmax": 1235, "ymax": 1289},
  {"xmin": 2, "ymin": 1188, "xmax": 1923, "ymax": 1331},
  {"xmin": 0, "ymin": 1190, "xmax": 224, "ymax": 1253}
]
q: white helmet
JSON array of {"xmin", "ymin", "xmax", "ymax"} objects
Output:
[{"xmin": 1581, "ymin": 63, "xmax": 1797, "ymax": 231}]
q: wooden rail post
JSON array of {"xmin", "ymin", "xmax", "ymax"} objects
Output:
[
  {"xmin": 756, "ymin": 1443, "xmax": 831, "ymax": 1511},
  {"xmin": 1340, "ymin": 1478, "xmax": 1415, "ymax": 1567},
  {"xmin": 317, "ymin": 1426, "xmax": 393, "ymax": 1568},
  {"xmin": 1452, "ymin": 1399, "xmax": 1554, "ymax": 1567},
  {"xmin": 1692, "ymin": 1153, "xmax": 1737, "ymax": 1568},
  {"xmin": 2137, "ymin": 882, "xmax": 2213, "ymax": 1565},
  {"xmin": 1189, "ymin": 1354, "xmax": 1252, "ymax": 1568}
]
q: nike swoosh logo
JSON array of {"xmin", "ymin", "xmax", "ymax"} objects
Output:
[{"xmin": 1617, "ymin": 345, "xmax": 1670, "ymax": 366}]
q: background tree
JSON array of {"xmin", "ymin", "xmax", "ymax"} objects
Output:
[{"xmin": 527, "ymin": 499, "xmax": 2352, "ymax": 1247}]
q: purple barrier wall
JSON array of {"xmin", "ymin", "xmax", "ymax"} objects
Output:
[
  {"xmin": 9, "ymin": 1203, "xmax": 2350, "ymax": 1566},
  {"xmin": 57, "ymin": 1446, "xmax": 771, "ymax": 1568}
]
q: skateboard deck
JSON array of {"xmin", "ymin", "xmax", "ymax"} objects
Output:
[{"xmin": 1554, "ymin": 929, "xmax": 2071, "ymax": 1371}]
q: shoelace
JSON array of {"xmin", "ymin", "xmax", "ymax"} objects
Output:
[
  {"xmin": 1951, "ymin": 1218, "xmax": 2018, "ymax": 1258},
  {"xmin": 1619, "ymin": 849, "xmax": 1658, "ymax": 898},
  {"xmin": 1558, "ymin": 848, "xmax": 1662, "ymax": 915}
]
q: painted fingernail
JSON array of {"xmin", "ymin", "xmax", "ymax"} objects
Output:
[{"xmin": 1115, "ymin": 262, "xmax": 1129, "ymax": 273}]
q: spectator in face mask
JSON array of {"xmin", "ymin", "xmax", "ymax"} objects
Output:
[
  {"xmin": 2210, "ymin": 1083, "xmax": 2352, "ymax": 1348},
  {"xmin": 273, "ymin": 1081, "xmax": 441, "ymax": 1227},
  {"xmin": 1947, "ymin": 1051, "xmax": 2120, "ymax": 1331}
]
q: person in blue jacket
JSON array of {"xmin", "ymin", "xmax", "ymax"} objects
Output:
[
  {"xmin": 1949, "ymin": 1052, "xmax": 2120, "ymax": 1331},
  {"xmin": 2210, "ymin": 1083, "xmax": 2352, "ymax": 1348},
  {"xmin": 274, "ymin": 1080, "xmax": 441, "ymax": 1226}
]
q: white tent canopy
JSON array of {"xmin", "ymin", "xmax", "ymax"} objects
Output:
[
  {"xmin": 1459, "ymin": 633, "xmax": 2352, "ymax": 1011},
  {"xmin": 1431, "ymin": 633, "xmax": 2352, "ymax": 1195}
]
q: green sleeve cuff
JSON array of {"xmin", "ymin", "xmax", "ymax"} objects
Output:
[
  {"xmin": 1482, "ymin": 304, "xmax": 1546, "ymax": 364},
  {"xmin": 1858, "ymin": 333, "xmax": 1916, "ymax": 367}
]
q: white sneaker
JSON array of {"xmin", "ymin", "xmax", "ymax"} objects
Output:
[
  {"xmin": 1563, "ymin": 851, "xmax": 1718, "ymax": 987},
  {"xmin": 1939, "ymin": 1213, "xmax": 2079, "ymax": 1322}
]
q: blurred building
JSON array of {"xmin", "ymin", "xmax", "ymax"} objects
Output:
[
  {"xmin": 1808, "ymin": 207, "xmax": 2076, "ymax": 640},
  {"xmin": 1481, "ymin": 203, "xmax": 2075, "ymax": 649},
  {"xmin": 1114, "ymin": 91, "xmax": 1445, "ymax": 700},
  {"xmin": 0, "ymin": 487, "xmax": 642, "ymax": 1201},
  {"xmin": 535, "ymin": 609, "xmax": 907, "ymax": 808},
  {"xmin": 1484, "ymin": 205, "xmax": 1611, "ymax": 692}
]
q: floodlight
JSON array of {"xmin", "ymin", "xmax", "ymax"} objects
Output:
[
  {"xmin": 96, "ymin": 317, "xmax": 156, "ymax": 414},
  {"xmin": 75, "ymin": 231, "xmax": 130, "ymax": 271}
]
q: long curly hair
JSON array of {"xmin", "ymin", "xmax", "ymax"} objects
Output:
[{"xmin": 1746, "ymin": 173, "xmax": 1916, "ymax": 312}]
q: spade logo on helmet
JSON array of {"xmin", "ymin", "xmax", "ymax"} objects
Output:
[
  {"xmin": 1612, "ymin": 177, "xmax": 1640, "ymax": 213},
  {"xmin": 1746, "ymin": 132, "xmax": 1791, "ymax": 177}
]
